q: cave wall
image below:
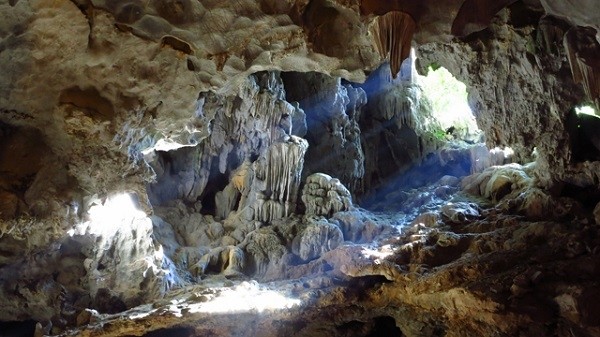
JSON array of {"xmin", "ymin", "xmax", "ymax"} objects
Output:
[
  {"xmin": 282, "ymin": 72, "xmax": 366, "ymax": 193},
  {"xmin": 417, "ymin": 6, "xmax": 589, "ymax": 188}
]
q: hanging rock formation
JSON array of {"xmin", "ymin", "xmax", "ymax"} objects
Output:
[
  {"xmin": 370, "ymin": 11, "xmax": 416, "ymax": 78},
  {"xmin": 250, "ymin": 136, "xmax": 308, "ymax": 222}
]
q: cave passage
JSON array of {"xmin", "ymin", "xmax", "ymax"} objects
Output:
[{"xmin": 357, "ymin": 62, "xmax": 486, "ymax": 210}]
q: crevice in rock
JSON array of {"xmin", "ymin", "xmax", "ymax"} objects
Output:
[
  {"xmin": 58, "ymin": 87, "xmax": 115, "ymax": 121},
  {"xmin": 336, "ymin": 316, "xmax": 404, "ymax": 337},
  {"xmin": 160, "ymin": 35, "xmax": 194, "ymax": 55},
  {"xmin": 0, "ymin": 320, "xmax": 36, "ymax": 337},
  {"xmin": 0, "ymin": 123, "xmax": 51, "ymax": 219},
  {"xmin": 141, "ymin": 326, "xmax": 196, "ymax": 337}
]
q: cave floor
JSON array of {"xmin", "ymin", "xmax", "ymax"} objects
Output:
[{"xmin": 56, "ymin": 176, "xmax": 600, "ymax": 337}]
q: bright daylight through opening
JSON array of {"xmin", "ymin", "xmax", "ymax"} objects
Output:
[
  {"xmin": 418, "ymin": 65, "xmax": 481, "ymax": 142},
  {"xmin": 575, "ymin": 104, "xmax": 598, "ymax": 116},
  {"xmin": 85, "ymin": 193, "xmax": 147, "ymax": 236}
]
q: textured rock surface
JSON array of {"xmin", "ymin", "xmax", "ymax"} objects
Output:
[
  {"xmin": 417, "ymin": 6, "xmax": 590, "ymax": 187},
  {"xmin": 53, "ymin": 181, "xmax": 600, "ymax": 337},
  {"xmin": 283, "ymin": 72, "xmax": 366, "ymax": 192},
  {"xmin": 302, "ymin": 173, "xmax": 352, "ymax": 217}
]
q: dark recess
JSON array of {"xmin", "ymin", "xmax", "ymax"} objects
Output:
[{"xmin": 0, "ymin": 320, "xmax": 36, "ymax": 337}]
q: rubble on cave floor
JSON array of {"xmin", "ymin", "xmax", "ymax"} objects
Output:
[{"xmin": 58, "ymin": 162, "xmax": 600, "ymax": 337}]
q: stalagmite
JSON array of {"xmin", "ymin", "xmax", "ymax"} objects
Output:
[
  {"xmin": 302, "ymin": 173, "xmax": 352, "ymax": 217},
  {"xmin": 370, "ymin": 11, "xmax": 416, "ymax": 78}
]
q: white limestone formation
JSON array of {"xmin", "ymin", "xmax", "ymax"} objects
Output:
[{"xmin": 302, "ymin": 173, "xmax": 353, "ymax": 217}]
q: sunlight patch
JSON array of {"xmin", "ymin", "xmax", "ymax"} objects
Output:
[
  {"xmin": 490, "ymin": 146, "xmax": 515, "ymax": 160},
  {"xmin": 361, "ymin": 245, "xmax": 394, "ymax": 260},
  {"xmin": 187, "ymin": 281, "xmax": 301, "ymax": 314},
  {"xmin": 81, "ymin": 193, "xmax": 147, "ymax": 236}
]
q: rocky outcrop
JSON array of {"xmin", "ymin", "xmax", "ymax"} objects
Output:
[
  {"xmin": 302, "ymin": 173, "xmax": 352, "ymax": 217},
  {"xmin": 148, "ymin": 71, "xmax": 307, "ymax": 223},
  {"xmin": 418, "ymin": 7, "xmax": 587, "ymax": 187},
  {"xmin": 53, "ymin": 171, "xmax": 600, "ymax": 337},
  {"xmin": 282, "ymin": 72, "xmax": 366, "ymax": 192}
]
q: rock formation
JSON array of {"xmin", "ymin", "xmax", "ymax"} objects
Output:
[{"xmin": 0, "ymin": 1, "xmax": 600, "ymax": 336}]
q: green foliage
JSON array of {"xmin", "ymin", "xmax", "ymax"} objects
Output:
[
  {"xmin": 419, "ymin": 66, "xmax": 469, "ymax": 117},
  {"xmin": 417, "ymin": 66, "xmax": 479, "ymax": 140},
  {"xmin": 428, "ymin": 62, "xmax": 441, "ymax": 71},
  {"xmin": 432, "ymin": 129, "xmax": 447, "ymax": 141}
]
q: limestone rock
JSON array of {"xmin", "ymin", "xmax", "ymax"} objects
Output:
[
  {"xmin": 418, "ymin": 9, "xmax": 586, "ymax": 187},
  {"xmin": 250, "ymin": 135, "xmax": 308, "ymax": 222},
  {"xmin": 302, "ymin": 173, "xmax": 352, "ymax": 217},
  {"xmin": 440, "ymin": 202, "xmax": 481, "ymax": 224},
  {"xmin": 77, "ymin": 197, "xmax": 168, "ymax": 310},
  {"xmin": 282, "ymin": 72, "xmax": 366, "ymax": 192},
  {"xmin": 370, "ymin": 11, "xmax": 416, "ymax": 78},
  {"xmin": 192, "ymin": 245, "xmax": 245, "ymax": 277},
  {"xmin": 541, "ymin": 0, "xmax": 600, "ymax": 43},
  {"xmin": 2, "ymin": 0, "xmax": 600, "ymax": 335},
  {"xmin": 292, "ymin": 217, "xmax": 343, "ymax": 262},
  {"xmin": 461, "ymin": 163, "xmax": 533, "ymax": 200},
  {"xmin": 332, "ymin": 210, "xmax": 388, "ymax": 243},
  {"xmin": 241, "ymin": 228, "xmax": 287, "ymax": 277},
  {"xmin": 564, "ymin": 26, "xmax": 600, "ymax": 109},
  {"xmin": 594, "ymin": 202, "xmax": 600, "ymax": 226}
]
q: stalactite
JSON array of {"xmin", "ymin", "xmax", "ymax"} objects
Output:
[
  {"xmin": 564, "ymin": 27, "xmax": 600, "ymax": 110},
  {"xmin": 369, "ymin": 11, "xmax": 416, "ymax": 79},
  {"xmin": 377, "ymin": 84, "xmax": 417, "ymax": 129},
  {"xmin": 256, "ymin": 136, "xmax": 308, "ymax": 222}
]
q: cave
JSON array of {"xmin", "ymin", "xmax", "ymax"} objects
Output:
[{"xmin": 1, "ymin": 1, "xmax": 600, "ymax": 336}]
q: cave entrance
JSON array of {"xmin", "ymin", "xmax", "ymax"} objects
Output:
[
  {"xmin": 567, "ymin": 104, "xmax": 600, "ymax": 162},
  {"xmin": 359, "ymin": 60, "xmax": 485, "ymax": 209},
  {"xmin": 417, "ymin": 65, "xmax": 481, "ymax": 143}
]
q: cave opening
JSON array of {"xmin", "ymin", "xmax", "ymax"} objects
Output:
[
  {"xmin": 417, "ymin": 65, "xmax": 481, "ymax": 144},
  {"xmin": 357, "ymin": 59, "xmax": 487, "ymax": 210},
  {"xmin": 567, "ymin": 104, "xmax": 600, "ymax": 163}
]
